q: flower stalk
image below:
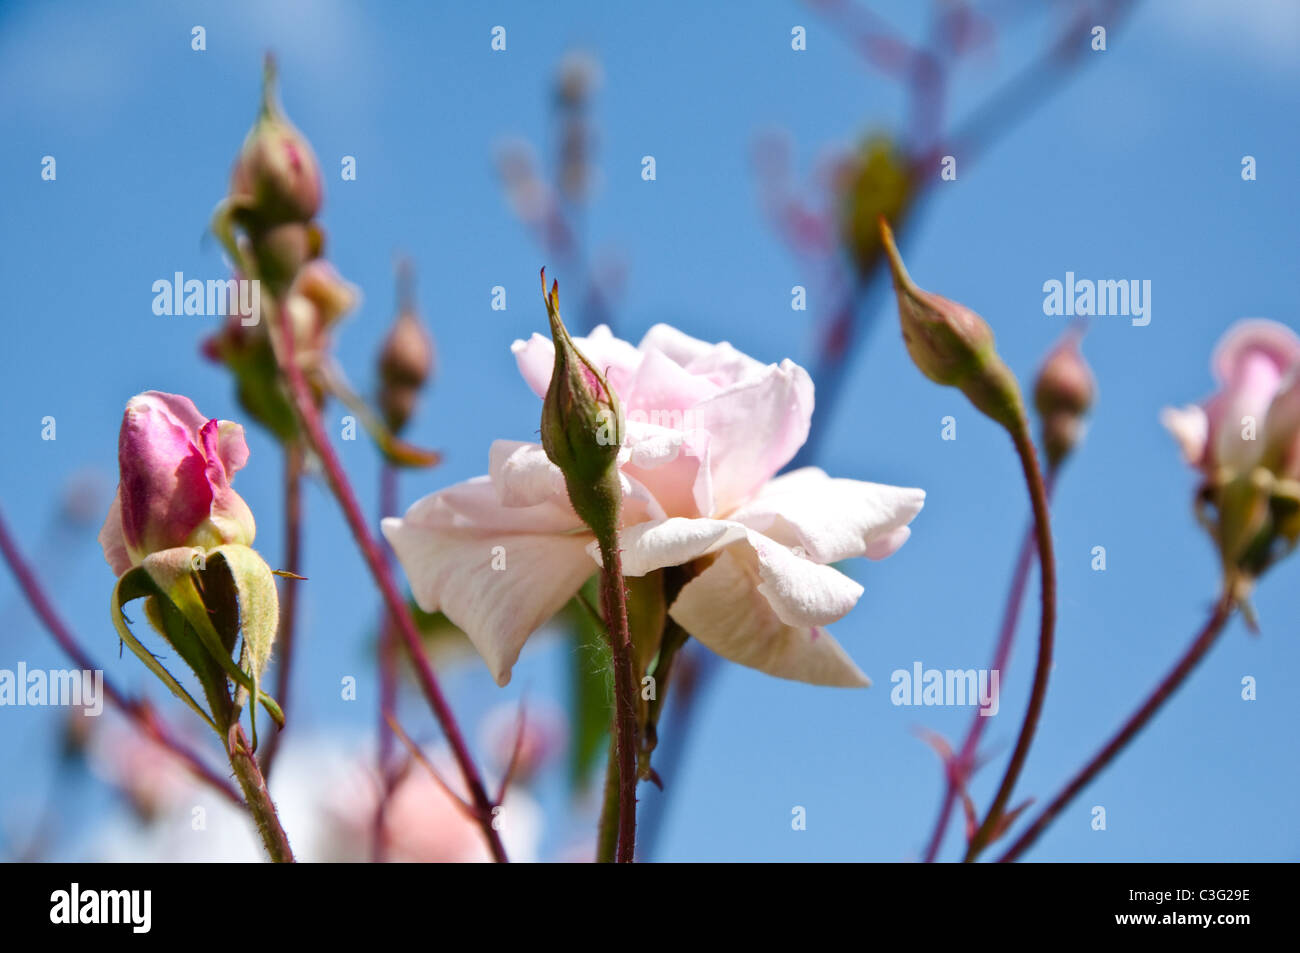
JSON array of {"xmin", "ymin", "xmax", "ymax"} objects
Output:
[
  {"xmin": 228, "ymin": 724, "xmax": 295, "ymax": 862},
  {"xmin": 538, "ymin": 271, "xmax": 638, "ymax": 862},
  {"xmin": 997, "ymin": 589, "xmax": 1236, "ymax": 862},
  {"xmin": 963, "ymin": 419, "xmax": 1055, "ymax": 860},
  {"xmin": 0, "ymin": 506, "xmax": 242, "ymax": 805},
  {"xmin": 879, "ymin": 218, "xmax": 1057, "ymax": 862},
  {"xmin": 269, "ymin": 294, "xmax": 508, "ymax": 863}
]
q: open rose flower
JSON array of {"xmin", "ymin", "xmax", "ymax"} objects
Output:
[
  {"xmin": 1162, "ymin": 320, "xmax": 1300, "ymax": 479},
  {"xmin": 383, "ymin": 325, "xmax": 924, "ymax": 688},
  {"xmin": 98, "ymin": 391, "xmax": 256, "ymax": 576}
]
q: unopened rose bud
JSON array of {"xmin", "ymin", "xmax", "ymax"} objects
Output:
[
  {"xmin": 229, "ymin": 56, "xmax": 322, "ymax": 230},
  {"xmin": 879, "ymin": 219, "xmax": 1024, "ymax": 431},
  {"xmin": 556, "ymin": 51, "xmax": 602, "ymax": 107},
  {"xmin": 1034, "ymin": 330, "xmax": 1096, "ymax": 469},
  {"xmin": 98, "ymin": 392, "xmax": 256, "ymax": 576},
  {"xmin": 378, "ymin": 262, "xmax": 435, "ymax": 434},
  {"xmin": 538, "ymin": 270, "xmax": 622, "ymax": 536},
  {"xmin": 249, "ymin": 222, "xmax": 314, "ymax": 297}
]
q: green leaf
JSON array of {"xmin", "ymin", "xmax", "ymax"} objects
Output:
[
  {"xmin": 139, "ymin": 546, "xmax": 284, "ymax": 747},
  {"xmin": 111, "ymin": 569, "xmax": 219, "ymax": 734}
]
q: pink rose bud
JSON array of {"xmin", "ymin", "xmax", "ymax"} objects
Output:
[
  {"xmin": 378, "ymin": 260, "xmax": 436, "ymax": 434},
  {"xmin": 538, "ymin": 270, "xmax": 623, "ymax": 536},
  {"xmin": 229, "ymin": 56, "xmax": 322, "ymax": 229},
  {"xmin": 879, "ymin": 218, "xmax": 1024, "ymax": 431},
  {"xmin": 1033, "ymin": 330, "xmax": 1096, "ymax": 469},
  {"xmin": 98, "ymin": 392, "xmax": 256, "ymax": 576}
]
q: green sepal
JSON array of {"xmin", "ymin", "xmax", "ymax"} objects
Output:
[
  {"xmin": 140, "ymin": 546, "xmax": 284, "ymax": 748},
  {"xmin": 112, "ymin": 568, "xmax": 226, "ymax": 735}
]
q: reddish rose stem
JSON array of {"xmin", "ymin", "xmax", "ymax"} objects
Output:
[
  {"xmin": 271, "ymin": 305, "xmax": 507, "ymax": 863},
  {"xmin": 921, "ymin": 469, "xmax": 1057, "ymax": 862},
  {"xmin": 373, "ymin": 462, "xmax": 399, "ymax": 863},
  {"xmin": 228, "ymin": 723, "xmax": 295, "ymax": 862},
  {"xmin": 0, "ymin": 505, "xmax": 241, "ymax": 805},
  {"xmin": 964, "ymin": 421, "xmax": 1056, "ymax": 861},
  {"xmin": 258, "ymin": 440, "xmax": 304, "ymax": 777},
  {"xmin": 997, "ymin": 590, "xmax": 1236, "ymax": 862},
  {"xmin": 596, "ymin": 537, "xmax": 638, "ymax": 863}
]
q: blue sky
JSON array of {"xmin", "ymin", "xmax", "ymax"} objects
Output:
[{"xmin": 1, "ymin": 0, "xmax": 1298, "ymax": 861}]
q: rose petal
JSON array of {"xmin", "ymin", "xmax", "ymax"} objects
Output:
[
  {"xmin": 1161, "ymin": 404, "xmax": 1208, "ymax": 466},
  {"xmin": 691, "ymin": 360, "xmax": 814, "ymax": 514},
  {"xmin": 489, "ymin": 440, "xmax": 566, "ymax": 507},
  {"xmin": 625, "ymin": 346, "xmax": 719, "ymax": 415},
  {"xmin": 118, "ymin": 395, "xmax": 213, "ymax": 554},
  {"xmin": 585, "ymin": 517, "xmax": 747, "ymax": 577},
  {"xmin": 669, "ymin": 548, "xmax": 870, "ymax": 687},
  {"xmin": 97, "ymin": 492, "xmax": 133, "ymax": 576},
  {"xmin": 729, "ymin": 466, "xmax": 925, "ymax": 563},
  {"xmin": 637, "ymin": 323, "xmax": 715, "ymax": 367},
  {"xmin": 743, "ymin": 529, "xmax": 864, "ymax": 627},
  {"xmin": 510, "ymin": 324, "xmax": 641, "ymax": 399},
  {"xmin": 619, "ymin": 419, "xmax": 714, "ymax": 518},
  {"xmin": 382, "ymin": 478, "xmax": 595, "ymax": 686}
]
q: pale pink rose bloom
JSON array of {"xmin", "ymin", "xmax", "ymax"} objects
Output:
[
  {"xmin": 383, "ymin": 325, "xmax": 925, "ymax": 688},
  {"xmin": 1161, "ymin": 320, "xmax": 1300, "ymax": 475},
  {"xmin": 97, "ymin": 391, "xmax": 256, "ymax": 576}
]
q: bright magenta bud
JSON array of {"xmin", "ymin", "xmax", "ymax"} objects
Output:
[
  {"xmin": 98, "ymin": 392, "xmax": 256, "ymax": 576},
  {"xmin": 229, "ymin": 56, "xmax": 322, "ymax": 229}
]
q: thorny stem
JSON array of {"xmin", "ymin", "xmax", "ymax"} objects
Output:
[
  {"xmin": 965, "ymin": 420, "xmax": 1056, "ymax": 861},
  {"xmin": 596, "ymin": 533, "xmax": 638, "ymax": 863},
  {"xmin": 259, "ymin": 440, "xmax": 304, "ymax": 777},
  {"xmin": 922, "ymin": 468, "xmax": 1058, "ymax": 862},
  {"xmin": 0, "ymin": 505, "xmax": 242, "ymax": 805},
  {"xmin": 269, "ymin": 299, "xmax": 508, "ymax": 863},
  {"xmin": 997, "ymin": 590, "xmax": 1236, "ymax": 862},
  {"xmin": 228, "ymin": 724, "xmax": 295, "ymax": 862}
]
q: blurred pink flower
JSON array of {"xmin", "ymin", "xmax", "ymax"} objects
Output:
[
  {"xmin": 480, "ymin": 701, "xmax": 566, "ymax": 785},
  {"xmin": 383, "ymin": 324, "xmax": 924, "ymax": 688},
  {"xmin": 89, "ymin": 719, "xmax": 196, "ymax": 822},
  {"xmin": 1162, "ymin": 320, "xmax": 1300, "ymax": 477},
  {"xmin": 97, "ymin": 391, "xmax": 256, "ymax": 576}
]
